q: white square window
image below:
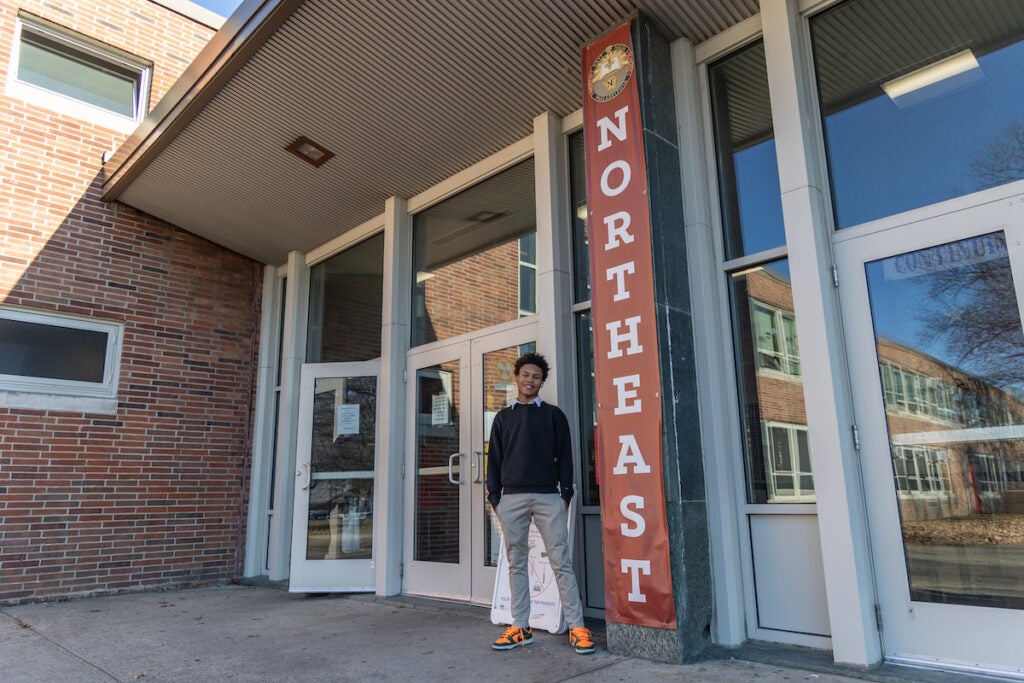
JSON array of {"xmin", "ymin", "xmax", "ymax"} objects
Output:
[
  {"xmin": 7, "ymin": 13, "xmax": 152, "ymax": 132},
  {"xmin": 0, "ymin": 306, "xmax": 124, "ymax": 414}
]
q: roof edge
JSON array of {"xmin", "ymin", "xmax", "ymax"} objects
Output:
[{"xmin": 101, "ymin": 0, "xmax": 305, "ymax": 201}]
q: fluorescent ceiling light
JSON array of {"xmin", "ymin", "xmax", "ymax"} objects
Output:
[{"xmin": 882, "ymin": 49, "xmax": 980, "ymax": 102}]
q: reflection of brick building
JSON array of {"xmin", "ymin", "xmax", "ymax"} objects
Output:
[
  {"xmin": 313, "ymin": 272, "xmax": 383, "ymax": 361},
  {"xmin": 878, "ymin": 337, "xmax": 1024, "ymax": 522},
  {"xmin": 740, "ymin": 267, "xmax": 1024, "ymax": 519},
  {"xmin": 738, "ymin": 266, "xmax": 812, "ymax": 503},
  {"xmin": 419, "ymin": 241, "xmax": 520, "ymax": 344}
]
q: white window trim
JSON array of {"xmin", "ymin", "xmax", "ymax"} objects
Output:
[
  {"xmin": 751, "ymin": 298, "xmax": 802, "ymax": 377},
  {"xmin": 892, "ymin": 444, "xmax": 949, "ymax": 498},
  {"xmin": 0, "ymin": 306, "xmax": 124, "ymax": 414},
  {"xmin": 6, "ymin": 13, "xmax": 152, "ymax": 134},
  {"xmin": 762, "ymin": 421, "xmax": 816, "ymax": 502}
]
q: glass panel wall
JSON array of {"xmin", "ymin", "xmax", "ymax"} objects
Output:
[
  {"xmin": 811, "ymin": 0, "xmax": 1024, "ymax": 228},
  {"xmin": 570, "ymin": 131, "xmax": 591, "ymax": 303},
  {"xmin": 730, "ymin": 261, "xmax": 814, "ymax": 502},
  {"xmin": 865, "ymin": 232, "xmax": 1024, "ymax": 608},
  {"xmin": 710, "ymin": 42, "xmax": 815, "ymax": 503},
  {"xmin": 413, "ymin": 362, "xmax": 461, "ymax": 562},
  {"xmin": 569, "ymin": 130, "xmax": 599, "ymax": 507},
  {"xmin": 305, "ymin": 375, "xmax": 376, "ymax": 560},
  {"xmin": 411, "ymin": 159, "xmax": 537, "ymax": 346},
  {"xmin": 708, "ymin": 40, "xmax": 785, "ymax": 259},
  {"xmin": 307, "ymin": 234, "xmax": 384, "ymax": 362}
]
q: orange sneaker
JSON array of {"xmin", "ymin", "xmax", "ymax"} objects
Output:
[
  {"xmin": 569, "ymin": 626, "xmax": 596, "ymax": 654},
  {"xmin": 492, "ymin": 625, "xmax": 533, "ymax": 650}
]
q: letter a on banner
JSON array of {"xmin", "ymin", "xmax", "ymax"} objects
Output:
[{"xmin": 582, "ymin": 20, "xmax": 677, "ymax": 629}]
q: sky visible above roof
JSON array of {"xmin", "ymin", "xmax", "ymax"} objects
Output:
[{"xmin": 190, "ymin": 0, "xmax": 243, "ymax": 18}]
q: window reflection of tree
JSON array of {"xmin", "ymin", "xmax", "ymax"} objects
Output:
[
  {"xmin": 914, "ymin": 235, "xmax": 1024, "ymax": 397},
  {"xmin": 970, "ymin": 118, "xmax": 1024, "ymax": 192}
]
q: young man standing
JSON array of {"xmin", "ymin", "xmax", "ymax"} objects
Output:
[{"xmin": 487, "ymin": 352, "xmax": 596, "ymax": 654}]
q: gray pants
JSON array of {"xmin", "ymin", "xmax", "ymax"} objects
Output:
[{"xmin": 494, "ymin": 492, "xmax": 585, "ymax": 630}]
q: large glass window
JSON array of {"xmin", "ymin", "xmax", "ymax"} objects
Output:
[
  {"xmin": 411, "ymin": 159, "xmax": 536, "ymax": 346},
  {"xmin": 11, "ymin": 14, "xmax": 151, "ymax": 123},
  {"xmin": 307, "ymin": 234, "xmax": 384, "ymax": 362},
  {"xmin": 811, "ymin": 0, "xmax": 1024, "ymax": 228},
  {"xmin": 729, "ymin": 261, "xmax": 814, "ymax": 503},
  {"xmin": 865, "ymin": 231, "xmax": 1024, "ymax": 609},
  {"xmin": 569, "ymin": 131, "xmax": 599, "ymax": 506},
  {"xmin": 708, "ymin": 40, "xmax": 785, "ymax": 259},
  {"xmin": 570, "ymin": 131, "xmax": 591, "ymax": 303},
  {"xmin": 711, "ymin": 43, "xmax": 814, "ymax": 504}
]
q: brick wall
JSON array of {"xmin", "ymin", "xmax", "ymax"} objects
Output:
[
  {"xmin": 418, "ymin": 241, "xmax": 520, "ymax": 344},
  {"xmin": 0, "ymin": 1, "xmax": 262, "ymax": 603}
]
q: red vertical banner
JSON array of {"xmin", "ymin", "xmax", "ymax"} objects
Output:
[{"xmin": 582, "ymin": 21, "xmax": 677, "ymax": 629}]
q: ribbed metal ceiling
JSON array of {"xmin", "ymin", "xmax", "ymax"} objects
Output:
[
  {"xmin": 811, "ymin": 0, "xmax": 1024, "ymax": 113},
  {"xmin": 114, "ymin": 0, "xmax": 759, "ymax": 265}
]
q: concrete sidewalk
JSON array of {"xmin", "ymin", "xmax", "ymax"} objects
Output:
[{"xmin": 0, "ymin": 584, "xmax": 966, "ymax": 682}]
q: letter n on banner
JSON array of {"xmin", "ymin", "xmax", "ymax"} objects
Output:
[{"xmin": 582, "ymin": 20, "xmax": 676, "ymax": 629}]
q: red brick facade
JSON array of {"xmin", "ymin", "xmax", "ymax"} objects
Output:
[{"xmin": 0, "ymin": 1, "xmax": 262, "ymax": 603}]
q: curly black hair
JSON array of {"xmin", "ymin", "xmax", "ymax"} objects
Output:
[{"xmin": 514, "ymin": 352, "xmax": 549, "ymax": 382}]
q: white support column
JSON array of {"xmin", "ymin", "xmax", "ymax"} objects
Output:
[
  {"xmin": 671, "ymin": 37, "xmax": 747, "ymax": 648},
  {"xmin": 267, "ymin": 250, "xmax": 309, "ymax": 581},
  {"xmin": 244, "ymin": 265, "xmax": 280, "ymax": 576},
  {"xmin": 375, "ymin": 196, "xmax": 411, "ymax": 595},
  {"xmin": 533, "ymin": 112, "xmax": 575, "ymax": 413},
  {"xmin": 760, "ymin": 0, "xmax": 881, "ymax": 666}
]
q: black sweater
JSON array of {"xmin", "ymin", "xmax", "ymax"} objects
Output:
[{"xmin": 486, "ymin": 400, "xmax": 573, "ymax": 507}]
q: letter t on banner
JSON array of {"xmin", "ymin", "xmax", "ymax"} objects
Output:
[{"xmin": 581, "ymin": 19, "xmax": 677, "ymax": 629}]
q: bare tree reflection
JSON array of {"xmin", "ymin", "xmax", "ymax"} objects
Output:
[
  {"xmin": 970, "ymin": 119, "xmax": 1024, "ymax": 191},
  {"xmin": 915, "ymin": 234, "xmax": 1024, "ymax": 394}
]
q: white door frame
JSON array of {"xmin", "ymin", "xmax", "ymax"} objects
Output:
[
  {"xmin": 835, "ymin": 188, "xmax": 1024, "ymax": 676},
  {"xmin": 402, "ymin": 318, "xmax": 537, "ymax": 604},
  {"xmin": 402, "ymin": 339, "xmax": 472, "ymax": 600},
  {"xmin": 289, "ymin": 360, "xmax": 380, "ymax": 592}
]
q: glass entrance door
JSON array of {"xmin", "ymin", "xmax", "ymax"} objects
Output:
[
  {"xmin": 403, "ymin": 323, "xmax": 536, "ymax": 604},
  {"xmin": 289, "ymin": 361, "xmax": 379, "ymax": 592},
  {"xmin": 836, "ymin": 195, "xmax": 1024, "ymax": 672}
]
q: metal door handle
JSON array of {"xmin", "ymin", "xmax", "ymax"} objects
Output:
[
  {"xmin": 448, "ymin": 452, "xmax": 465, "ymax": 485},
  {"xmin": 472, "ymin": 451, "xmax": 483, "ymax": 483}
]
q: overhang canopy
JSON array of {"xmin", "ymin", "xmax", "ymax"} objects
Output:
[{"xmin": 101, "ymin": 0, "xmax": 758, "ymax": 265}]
